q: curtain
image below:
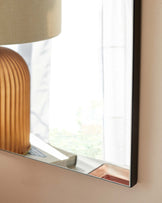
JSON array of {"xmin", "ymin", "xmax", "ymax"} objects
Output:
[{"xmin": 103, "ymin": 0, "xmax": 133, "ymax": 167}]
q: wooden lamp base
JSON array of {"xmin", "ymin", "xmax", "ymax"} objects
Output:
[{"xmin": 0, "ymin": 47, "xmax": 30, "ymax": 154}]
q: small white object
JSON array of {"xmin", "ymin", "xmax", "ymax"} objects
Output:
[{"xmin": 30, "ymin": 134, "xmax": 68, "ymax": 160}]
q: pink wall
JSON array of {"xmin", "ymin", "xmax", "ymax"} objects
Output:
[{"xmin": 0, "ymin": 0, "xmax": 162, "ymax": 202}]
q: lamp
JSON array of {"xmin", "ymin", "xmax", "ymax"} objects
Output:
[{"xmin": 0, "ymin": 0, "xmax": 61, "ymax": 154}]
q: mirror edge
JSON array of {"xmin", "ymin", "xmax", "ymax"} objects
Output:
[{"xmin": 130, "ymin": 0, "xmax": 141, "ymax": 187}]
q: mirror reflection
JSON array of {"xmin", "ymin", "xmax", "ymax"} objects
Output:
[{"xmin": 1, "ymin": 0, "xmax": 138, "ymax": 187}]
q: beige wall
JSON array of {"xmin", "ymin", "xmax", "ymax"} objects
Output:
[{"xmin": 0, "ymin": 0, "xmax": 162, "ymax": 202}]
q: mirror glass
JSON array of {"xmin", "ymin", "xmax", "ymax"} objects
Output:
[{"xmin": 1, "ymin": 0, "xmax": 140, "ymax": 187}]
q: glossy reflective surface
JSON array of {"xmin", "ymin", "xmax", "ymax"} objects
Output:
[{"xmin": 1, "ymin": 0, "xmax": 141, "ymax": 187}]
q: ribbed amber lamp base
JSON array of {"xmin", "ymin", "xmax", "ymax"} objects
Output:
[{"xmin": 0, "ymin": 47, "xmax": 30, "ymax": 154}]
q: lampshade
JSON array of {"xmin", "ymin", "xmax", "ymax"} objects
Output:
[{"xmin": 0, "ymin": 0, "xmax": 61, "ymax": 45}]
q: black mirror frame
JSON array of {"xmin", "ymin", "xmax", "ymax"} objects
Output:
[{"xmin": 130, "ymin": 0, "xmax": 141, "ymax": 187}]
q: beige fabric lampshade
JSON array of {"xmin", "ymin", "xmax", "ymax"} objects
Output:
[{"xmin": 0, "ymin": 0, "xmax": 61, "ymax": 45}]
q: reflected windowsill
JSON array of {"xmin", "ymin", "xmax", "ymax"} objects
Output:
[{"xmin": 25, "ymin": 145, "xmax": 77, "ymax": 168}]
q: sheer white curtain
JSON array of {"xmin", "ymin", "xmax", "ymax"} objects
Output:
[{"xmin": 103, "ymin": 0, "xmax": 133, "ymax": 168}]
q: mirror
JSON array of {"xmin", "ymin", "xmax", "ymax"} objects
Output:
[{"xmin": 1, "ymin": 0, "xmax": 141, "ymax": 187}]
